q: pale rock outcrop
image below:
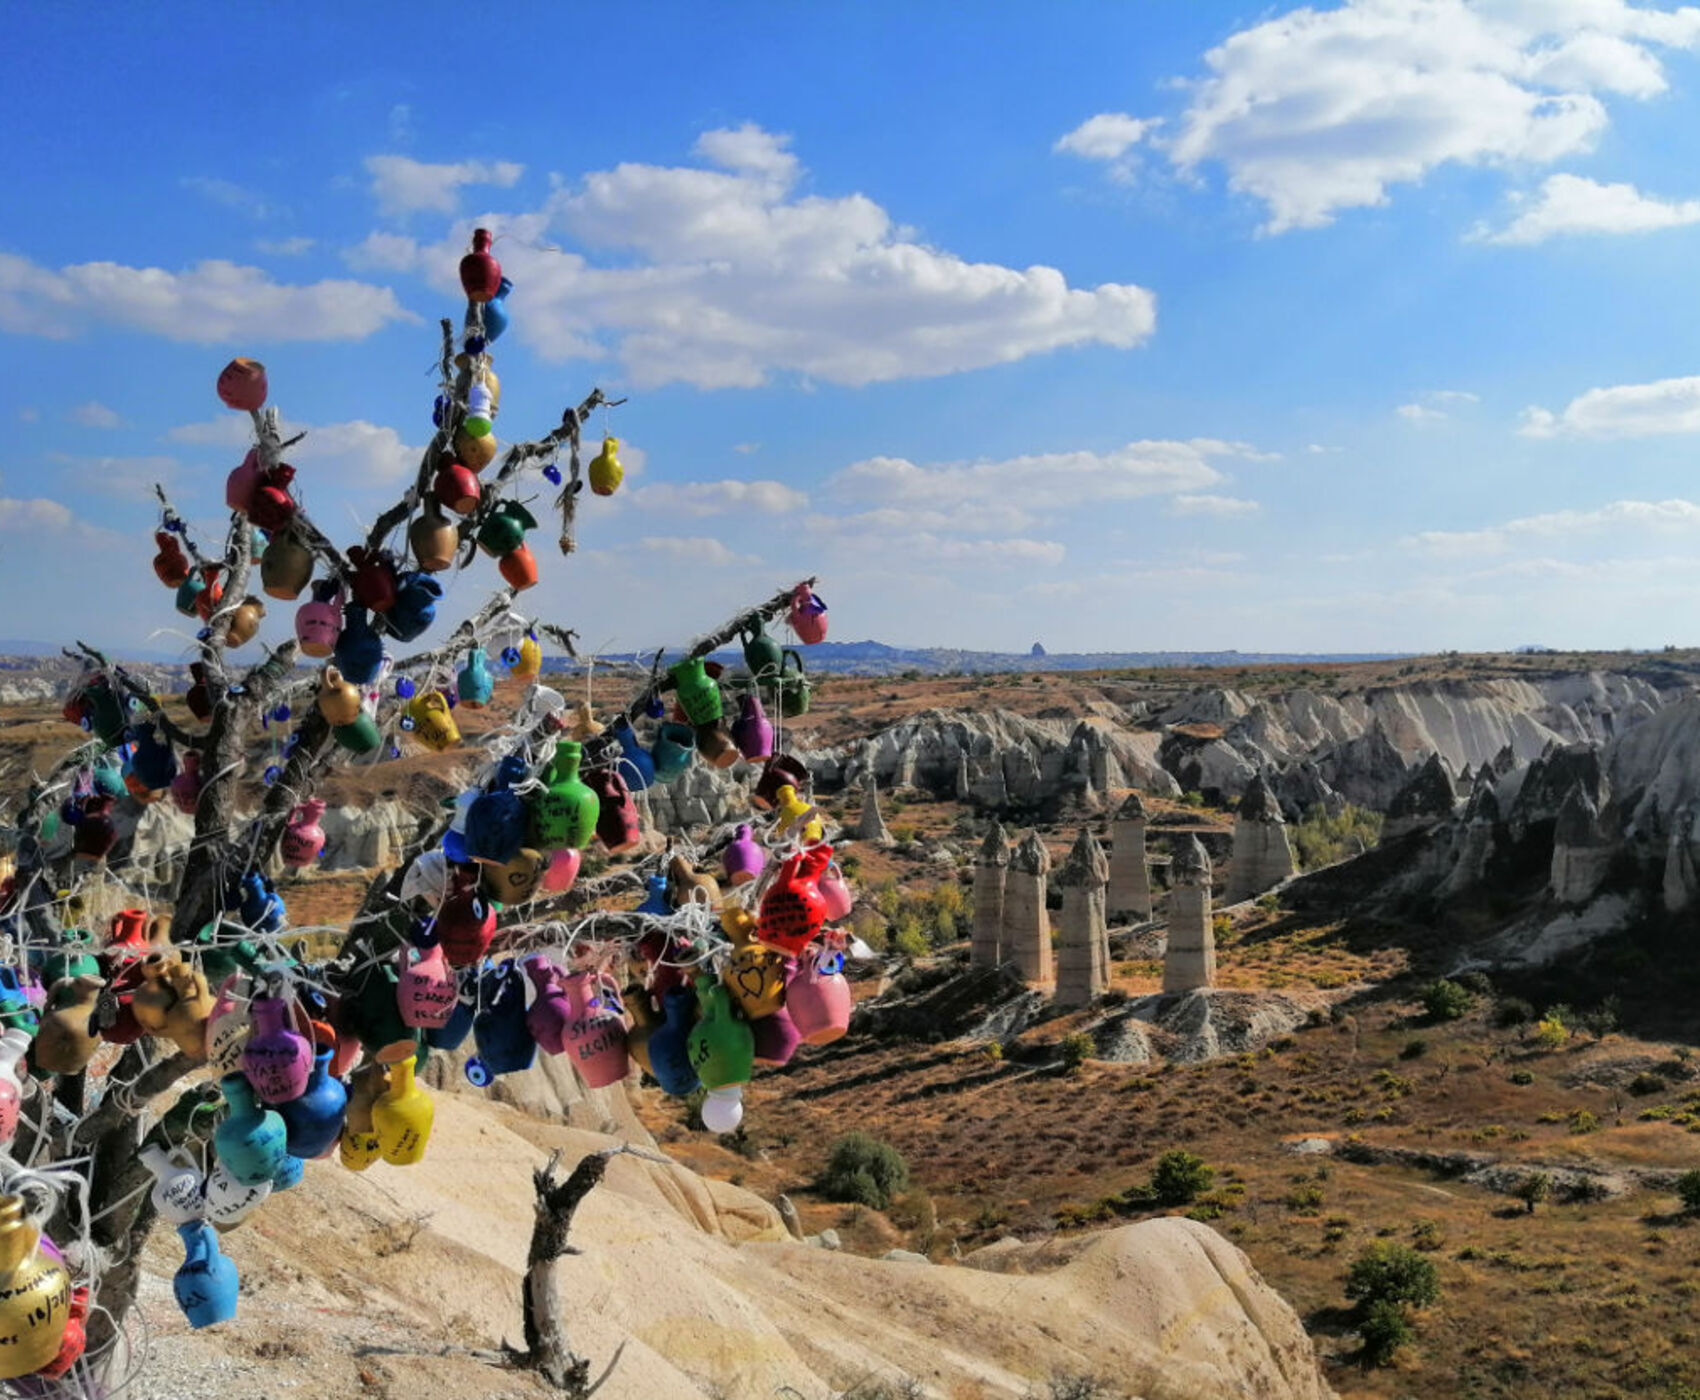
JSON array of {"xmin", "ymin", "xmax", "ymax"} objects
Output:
[
  {"xmin": 1438, "ymin": 785, "xmax": 1500, "ymax": 899},
  {"xmin": 1107, "ymin": 791, "xmax": 1152, "ymax": 922},
  {"xmin": 1003, "ymin": 831, "xmax": 1053, "ymax": 989},
  {"xmin": 1055, "ymin": 830, "xmax": 1110, "ymax": 1008},
  {"xmin": 1164, "ymin": 835, "xmax": 1215, "ymax": 994},
  {"xmin": 854, "ymin": 773, "xmax": 894, "ymax": 846},
  {"xmin": 1665, "ymin": 804, "xmax": 1700, "ymax": 914},
  {"xmin": 1381, "ymin": 753, "xmax": 1457, "ymax": 843},
  {"xmin": 1225, "ymin": 774, "xmax": 1294, "ymax": 903},
  {"xmin": 644, "ymin": 760, "xmax": 751, "ymax": 833},
  {"xmin": 1551, "ymin": 784, "xmax": 1613, "ymax": 905},
  {"xmin": 971, "ymin": 822, "xmax": 1009, "ymax": 969}
]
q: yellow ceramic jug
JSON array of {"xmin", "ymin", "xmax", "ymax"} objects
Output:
[
  {"xmin": 316, "ymin": 666, "xmax": 363, "ymax": 726},
  {"xmin": 372, "ymin": 1055, "xmax": 433, "ymax": 1166},
  {"xmin": 0, "ymin": 1197, "xmax": 70, "ymax": 1379},
  {"xmin": 405, "ymin": 690, "xmax": 460, "ymax": 752}
]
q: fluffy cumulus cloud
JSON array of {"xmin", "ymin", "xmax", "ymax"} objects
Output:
[
  {"xmin": 1075, "ymin": 0, "xmax": 1700, "ymax": 232},
  {"xmin": 1520, "ymin": 374, "xmax": 1700, "ymax": 436},
  {"xmin": 626, "ymin": 479, "xmax": 806, "ymax": 516},
  {"xmin": 70, "ymin": 401, "xmax": 121, "ymax": 428},
  {"xmin": 639, "ymin": 535, "xmax": 761, "ymax": 567},
  {"xmin": 356, "ymin": 125, "xmax": 1155, "ymax": 388},
  {"xmin": 1479, "ymin": 172, "xmax": 1700, "ymax": 242},
  {"xmin": 168, "ymin": 416, "xmax": 420, "ymax": 482},
  {"xmin": 1413, "ymin": 497, "xmax": 1700, "ymax": 553},
  {"xmin": 0, "ymin": 497, "xmax": 75, "ymax": 531},
  {"xmin": 0, "ymin": 253, "xmax": 414, "ymax": 343},
  {"xmin": 365, "ymin": 156, "xmax": 525, "ymax": 216},
  {"xmin": 1054, "ymin": 113, "xmax": 1158, "ymax": 180}
]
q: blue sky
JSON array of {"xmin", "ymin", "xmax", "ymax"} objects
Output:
[{"xmin": 7, "ymin": 0, "xmax": 1700, "ymax": 657}]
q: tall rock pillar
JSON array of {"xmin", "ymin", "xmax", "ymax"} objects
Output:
[
  {"xmin": 1163, "ymin": 835, "xmax": 1215, "ymax": 994},
  {"xmin": 1551, "ymin": 784, "xmax": 1612, "ymax": 904},
  {"xmin": 855, "ymin": 773, "xmax": 894, "ymax": 846},
  {"xmin": 971, "ymin": 822, "xmax": 1009, "ymax": 969},
  {"xmin": 1108, "ymin": 792, "xmax": 1152, "ymax": 922},
  {"xmin": 1002, "ymin": 831, "xmax": 1053, "ymax": 990},
  {"xmin": 1055, "ymin": 829, "xmax": 1110, "ymax": 1008},
  {"xmin": 1225, "ymin": 773, "xmax": 1295, "ymax": 903}
]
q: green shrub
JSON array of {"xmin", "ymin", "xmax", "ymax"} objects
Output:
[
  {"xmin": 1345, "ymin": 1241, "xmax": 1440, "ymax": 1310},
  {"xmin": 1291, "ymin": 804, "xmax": 1384, "ymax": 869},
  {"xmin": 1400, "ymin": 1038, "xmax": 1428, "ymax": 1060},
  {"xmin": 1058, "ymin": 1032, "xmax": 1095, "ymax": 1072},
  {"xmin": 1508, "ymin": 1069, "xmax": 1535, "ymax": 1086},
  {"xmin": 892, "ymin": 924, "xmax": 928, "ymax": 961},
  {"xmin": 1150, "ymin": 1150, "xmax": 1215, "ymax": 1206},
  {"xmin": 1516, "ymin": 1172, "xmax": 1552, "ymax": 1214},
  {"xmin": 1628, "ymin": 1072, "xmax": 1668, "ymax": 1097},
  {"xmin": 1533, "ymin": 1014, "xmax": 1570, "ymax": 1051},
  {"xmin": 1494, "ymin": 996, "xmax": 1535, "ymax": 1027},
  {"xmin": 1676, "ymin": 1169, "xmax": 1700, "ymax": 1214},
  {"xmin": 819, "ymin": 1133, "xmax": 910, "ymax": 1210},
  {"xmin": 1420, "ymin": 979, "xmax": 1472, "ymax": 1023},
  {"xmin": 1357, "ymin": 1299, "xmax": 1414, "ymax": 1367}
]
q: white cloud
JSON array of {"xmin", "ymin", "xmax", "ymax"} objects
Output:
[
  {"xmin": 47, "ymin": 453, "xmax": 178, "ymax": 501},
  {"xmin": 1170, "ymin": 493, "xmax": 1261, "ymax": 517},
  {"xmin": 1413, "ymin": 497, "xmax": 1700, "ymax": 553},
  {"xmin": 1480, "ymin": 172, "xmax": 1700, "ymax": 242},
  {"xmin": 167, "ymin": 416, "xmax": 420, "ymax": 482},
  {"xmin": 1398, "ymin": 388, "xmax": 1481, "ymax": 421},
  {"xmin": 830, "ymin": 439, "xmax": 1265, "ymax": 524},
  {"xmin": 70, "ymin": 401, "xmax": 121, "ymax": 429},
  {"xmin": 180, "ymin": 176, "xmax": 277, "ymax": 220},
  {"xmin": 1521, "ymin": 374, "xmax": 1700, "ymax": 436},
  {"xmin": 1397, "ymin": 402, "xmax": 1447, "ymax": 422},
  {"xmin": 343, "ymin": 231, "xmax": 424, "ymax": 273},
  {"xmin": 255, "ymin": 236, "xmax": 316, "ymax": 257},
  {"xmin": 1054, "ymin": 113, "xmax": 1158, "ymax": 180},
  {"xmin": 732, "ymin": 442, "xmax": 761, "ymax": 455},
  {"xmin": 1116, "ymin": 0, "xmax": 1700, "ymax": 232},
  {"xmin": 0, "ymin": 497, "xmax": 75, "ymax": 531},
  {"xmin": 639, "ymin": 535, "xmax": 760, "ymax": 567},
  {"xmin": 392, "ymin": 126, "xmax": 1156, "ymax": 388},
  {"xmin": 625, "ymin": 479, "xmax": 805, "ymax": 516},
  {"xmin": 0, "ymin": 254, "xmax": 415, "ymax": 343},
  {"xmin": 365, "ymin": 155, "xmax": 525, "ymax": 216}
]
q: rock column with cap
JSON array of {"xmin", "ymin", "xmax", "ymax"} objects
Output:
[
  {"xmin": 1002, "ymin": 830, "xmax": 1053, "ymax": 990},
  {"xmin": 1107, "ymin": 791, "xmax": 1152, "ymax": 922},
  {"xmin": 1225, "ymin": 774, "xmax": 1295, "ymax": 903},
  {"xmin": 1163, "ymin": 834, "xmax": 1215, "ymax": 994},
  {"xmin": 1055, "ymin": 829, "xmax": 1110, "ymax": 1007},
  {"xmin": 971, "ymin": 822, "xmax": 1009, "ymax": 969},
  {"xmin": 1551, "ymin": 784, "xmax": 1613, "ymax": 904},
  {"xmin": 854, "ymin": 772, "xmax": 894, "ymax": 847}
]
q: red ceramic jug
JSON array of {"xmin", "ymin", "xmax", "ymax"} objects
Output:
[
  {"xmin": 249, "ymin": 465, "xmax": 298, "ymax": 532},
  {"xmin": 788, "ymin": 584, "xmax": 828, "ymax": 644},
  {"xmin": 591, "ymin": 768, "xmax": 641, "ymax": 854},
  {"xmin": 347, "ymin": 547, "xmax": 398, "ymax": 613},
  {"xmin": 459, "ymin": 228, "xmax": 503, "ymax": 302},
  {"xmin": 435, "ymin": 867, "xmax": 496, "ymax": 968},
  {"xmin": 225, "ymin": 450, "xmax": 264, "ymax": 514},
  {"xmin": 434, "ymin": 461, "xmax": 482, "ymax": 515},
  {"xmin": 756, "ymin": 845, "xmax": 833, "ymax": 957},
  {"xmin": 217, "ymin": 357, "xmax": 268, "ymax": 411},
  {"xmin": 170, "ymin": 750, "xmax": 204, "ymax": 814},
  {"xmin": 152, "ymin": 531, "xmax": 190, "ymax": 587},
  {"xmin": 499, "ymin": 543, "xmax": 538, "ymax": 591}
]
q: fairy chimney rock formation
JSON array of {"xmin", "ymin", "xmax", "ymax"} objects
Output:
[
  {"xmin": 1003, "ymin": 830, "xmax": 1053, "ymax": 989},
  {"xmin": 1055, "ymin": 829, "xmax": 1111, "ymax": 1007},
  {"xmin": 1225, "ymin": 774, "xmax": 1294, "ymax": 903},
  {"xmin": 1108, "ymin": 791, "xmax": 1152, "ymax": 922},
  {"xmin": 855, "ymin": 773, "xmax": 894, "ymax": 846},
  {"xmin": 1164, "ymin": 835, "xmax": 1215, "ymax": 995},
  {"xmin": 1665, "ymin": 804, "xmax": 1700, "ymax": 915},
  {"xmin": 1381, "ymin": 752, "xmax": 1458, "ymax": 843},
  {"xmin": 971, "ymin": 821, "xmax": 1010, "ymax": 969},
  {"xmin": 1551, "ymin": 784, "xmax": 1613, "ymax": 905},
  {"xmin": 1439, "ymin": 784, "xmax": 1500, "ymax": 898}
]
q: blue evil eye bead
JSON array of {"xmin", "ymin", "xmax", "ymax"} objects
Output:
[
  {"xmin": 818, "ymin": 951, "xmax": 846, "ymax": 977},
  {"xmin": 80, "ymin": 717, "xmax": 92, "ymax": 732},
  {"xmin": 127, "ymin": 696, "xmax": 144, "ymax": 713},
  {"xmin": 644, "ymin": 693, "xmax": 665, "ymax": 719},
  {"xmin": 388, "ymin": 743, "xmax": 402, "ymax": 759},
  {"xmin": 445, "ymin": 690, "xmax": 458, "ymax": 709},
  {"xmin": 227, "ymin": 684, "xmax": 247, "ymax": 697},
  {"xmin": 399, "ymin": 715, "xmax": 415, "ymax": 732},
  {"xmin": 432, "ymin": 395, "xmax": 450, "ymax": 428},
  {"xmin": 197, "ymin": 628, "xmax": 212, "ymax": 642},
  {"xmin": 396, "ymin": 677, "xmax": 416, "ymax": 699},
  {"xmin": 272, "ymin": 704, "xmax": 290, "ymax": 722},
  {"xmin": 464, "ymin": 1057, "xmax": 492, "ymax": 1087},
  {"xmin": 501, "ymin": 646, "xmax": 520, "ymax": 668},
  {"xmin": 263, "ymin": 765, "xmax": 281, "ymax": 786},
  {"xmin": 260, "ymin": 715, "xmax": 270, "ymax": 731},
  {"xmin": 465, "ymin": 334, "xmax": 487, "ymax": 356},
  {"xmin": 543, "ymin": 463, "xmax": 561, "ymax": 486}
]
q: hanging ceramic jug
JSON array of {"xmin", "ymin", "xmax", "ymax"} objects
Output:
[
  {"xmin": 242, "ymin": 996, "xmax": 312, "ymax": 1104},
  {"xmin": 788, "ymin": 584, "xmax": 829, "ymax": 644},
  {"xmin": 248, "ymin": 465, "xmax": 297, "ymax": 533},
  {"xmin": 424, "ymin": 980, "xmax": 475, "ymax": 1052},
  {"xmin": 71, "ymin": 794, "xmax": 118, "ymax": 862},
  {"xmin": 217, "ymin": 356, "xmax": 267, "ymax": 411},
  {"xmin": 225, "ymin": 449, "xmax": 264, "ymax": 515},
  {"xmin": 785, "ymin": 951, "xmax": 853, "ymax": 1046},
  {"xmin": 405, "ymin": 690, "xmax": 460, "ymax": 752},
  {"xmin": 776, "ymin": 650, "xmax": 812, "ymax": 718},
  {"xmin": 647, "ymin": 984, "xmax": 701, "ymax": 1098},
  {"xmin": 372, "ymin": 1052, "xmax": 433, "ymax": 1165},
  {"xmin": 410, "ymin": 499, "xmax": 461, "ymax": 572},
  {"xmin": 481, "ymin": 847, "xmax": 546, "ymax": 905},
  {"xmin": 281, "ymin": 798, "xmax": 327, "ymax": 868},
  {"xmin": 476, "ymin": 499, "xmax": 537, "ymax": 558},
  {"xmin": 774, "ymin": 784, "xmax": 824, "ymax": 844},
  {"xmin": 513, "ymin": 634, "xmax": 543, "ymax": 680},
  {"xmin": 278, "ymin": 1046, "xmax": 348, "ymax": 1159},
  {"xmin": 730, "ymin": 692, "xmax": 774, "ymax": 761},
  {"xmin": 333, "ymin": 712, "xmax": 382, "ymax": 754},
  {"xmin": 529, "ymin": 740, "xmax": 600, "ymax": 850},
  {"xmin": 175, "ymin": 570, "xmax": 207, "ymax": 619},
  {"xmin": 464, "ymin": 788, "xmax": 527, "ymax": 863},
  {"xmin": 479, "ymin": 276, "xmax": 514, "ymax": 340},
  {"xmin": 129, "ymin": 724, "xmax": 178, "ymax": 791},
  {"xmin": 317, "ymin": 666, "xmax": 362, "ymax": 726},
  {"xmin": 384, "ymin": 571, "xmax": 443, "ymax": 643},
  {"xmin": 723, "ymin": 928, "xmax": 788, "ymax": 1021},
  {"xmin": 752, "ymin": 753, "xmax": 812, "ymax": 811},
  {"xmin": 471, "ymin": 962, "xmax": 534, "ymax": 1079},
  {"xmin": 454, "ymin": 424, "xmax": 499, "ymax": 471},
  {"xmin": 132, "ymin": 955, "xmax": 215, "ymax": 1058},
  {"xmin": 260, "ymin": 527, "xmax": 314, "ymax": 600},
  {"xmin": 0, "ymin": 1197, "xmax": 70, "ymax": 1378},
  {"xmin": 756, "ymin": 845, "xmax": 834, "ymax": 957},
  {"xmin": 140, "ymin": 1143, "xmax": 205, "ymax": 1225},
  {"xmin": 152, "ymin": 529, "xmax": 190, "ymax": 586},
  {"xmin": 721, "ymin": 825, "xmax": 766, "ymax": 886},
  {"xmin": 435, "ymin": 867, "xmax": 496, "ymax": 968},
  {"xmin": 688, "ymin": 976, "xmax": 753, "ymax": 1132},
  {"xmin": 588, "ymin": 436, "xmax": 623, "ymax": 496},
  {"xmin": 561, "ymin": 972, "xmax": 628, "ymax": 1088},
  {"xmin": 694, "ymin": 719, "xmax": 739, "ymax": 770},
  {"xmin": 741, "ymin": 617, "xmax": 784, "ymax": 683},
  {"xmin": 651, "ymin": 721, "xmax": 696, "ymax": 783},
  {"xmin": 606, "ymin": 716, "xmax": 655, "ymax": 789},
  {"xmin": 397, "ymin": 940, "xmax": 458, "ymax": 1029},
  {"xmin": 202, "ymin": 1162, "xmax": 270, "ymax": 1226},
  {"xmin": 174, "ymin": 1221, "xmax": 239, "ymax": 1329},
  {"xmin": 539, "ymin": 845, "xmax": 581, "ymax": 894},
  {"xmin": 0, "ymin": 1030, "xmax": 29, "ymax": 1146},
  {"xmin": 214, "ymin": 1072, "xmax": 287, "ymax": 1185},
  {"xmin": 458, "ymin": 648, "xmax": 494, "ymax": 708},
  {"xmin": 35, "ymin": 1286, "xmax": 88, "ymax": 1380},
  {"xmin": 434, "ymin": 459, "xmax": 482, "ymax": 516},
  {"xmin": 523, "ymin": 958, "xmax": 572, "ymax": 1055},
  {"xmin": 819, "ymin": 861, "xmax": 855, "ymax": 921},
  {"xmin": 567, "ymin": 701, "xmax": 604, "ymax": 741},
  {"xmin": 750, "ymin": 1006, "xmax": 803, "ymax": 1067},
  {"xmin": 592, "ymin": 767, "xmax": 641, "ymax": 854},
  {"xmin": 670, "ymin": 656, "xmax": 723, "ymax": 725},
  {"xmin": 295, "ymin": 581, "xmax": 344, "ymax": 657},
  {"xmin": 333, "ymin": 603, "xmax": 385, "ymax": 684},
  {"xmin": 667, "ymin": 854, "xmax": 720, "ymax": 911},
  {"xmin": 459, "ymin": 227, "xmax": 502, "ymax": 301},
  {"xmin": 347, "ymin": 546, "xmax": 398, "ymax": 614},
  {"xmin": 340, "ymin": 1062, "xmax": 388, "ymax": 1171},
  {"xmin": 636, "ymin": 874, "xmax": 671, "ymax": 917},
  {"xmin": 235, "ymin": 871, "xmax": 285, "ymax": 933},
  {"xmin": 225, "ymin": 594, "xmax": 266, "ymax": 648},
  {"xmin": 206, "ymin": 975, "xmax": 250, "ymax": 1074},
  {"xmin": 33, "ymin": 976, "xmax": 105, "ymax": 1075}
]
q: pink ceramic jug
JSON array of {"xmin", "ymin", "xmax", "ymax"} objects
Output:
[
  {"xmin": 785, "ymin": 954, "xmax": 852, "ymax": 1046},
  {"xmin": 241, "ymin": 996, "xmax": 312, "ymax": 1103},
  {"xmin": 788, "ymin": 585, "xmax": 828, "ymax": 644},
  {"xmin": 818, "ymin": 862, "xmax": 855, "ymax": 922},
  {"xmin": 561, "ymin": 972, "xmax": 628, "ymax": 1088},
  {"xmin": 523, "ymin": 958, "xmax": 573, "ymax": 1055},
  {"xmin": 280, "ymin": 799, "xmax": 327, "ymax": 868},
  {"xmin": 397, "ymin": 942, "xmax": 457, "ymax": 1030}
]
